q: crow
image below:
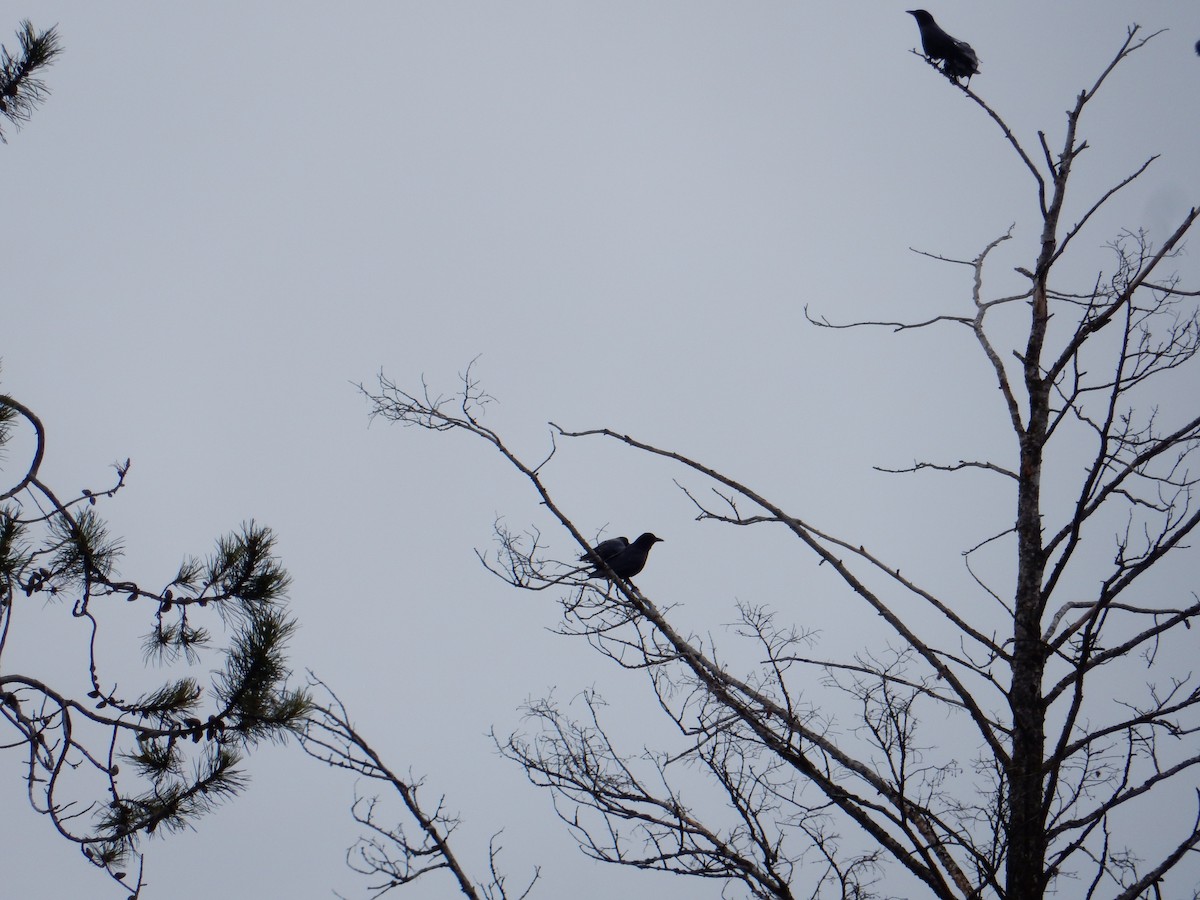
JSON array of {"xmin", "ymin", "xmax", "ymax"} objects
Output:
[
  {"xmin": 581, "ymin": 532, "xmax": 663, "ymax": 580},
  {"xmin": 907, "ymin": 10, "xmax": 980, "ymax": 84}
]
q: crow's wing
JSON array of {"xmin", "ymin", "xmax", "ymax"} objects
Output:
[
  {"xmin": 581, "ymin": 536, "xmax": 629, "ymax": 563},
  {"xmin": 944, "ymin": 38, "xmax": 979, "ymax": 77}
]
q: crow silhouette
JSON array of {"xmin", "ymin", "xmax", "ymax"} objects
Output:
[
  {"xmin": 907, "ymin": 10, "xmax": 980, "ymax": 84},
  {"xmin": 581, "ymin": 532, "xmax": 663, "ymax": 580}
]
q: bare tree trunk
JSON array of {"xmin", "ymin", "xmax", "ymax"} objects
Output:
[{"xmin": 1008, "ymin": 358, "xmax": 1050, "ymax": 900}]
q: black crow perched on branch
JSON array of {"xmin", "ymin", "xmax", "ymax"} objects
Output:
[
  {"xmin": 907, "ymin": 10, "xmax": 980, "ymax": 84},
  {"xmin": 581, "ymin": 532, "xmax": 663, "ymax": 580}
]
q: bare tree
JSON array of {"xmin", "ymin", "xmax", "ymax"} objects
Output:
[
  {"xmin": 0, "ymin": 389, "xmax": 310, "ymax": 896},
  {"xmin": 300, "ymin": 677, "xmax": 539, "ymax": 900},
  {"xmin": 337, "ymin": 25, "xmax": 1198, "ymax": 900}
]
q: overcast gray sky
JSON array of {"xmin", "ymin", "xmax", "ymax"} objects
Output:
[{"xmin": 3, "ymin": 3, "xmax": 1200, "ymax": 898}]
